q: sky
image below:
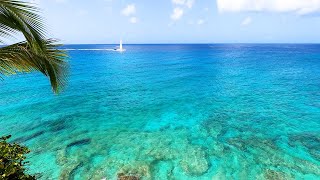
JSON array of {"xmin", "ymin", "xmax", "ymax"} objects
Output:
[{"xmin": 28, "ymin": 0, "xmax": 320, "ymax": 44}]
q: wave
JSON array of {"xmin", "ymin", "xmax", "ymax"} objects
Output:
[{"xmin": 63, "ymin": 48, "xmax": 117, "ymax": 51}]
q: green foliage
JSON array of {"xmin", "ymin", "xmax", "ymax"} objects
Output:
[
  {"xmin": 0, "ymin": 135, "xmax": 35, "ymax": 180},
  {"xmin": 0, "ymin": 0, "xmax": 68, "ymax": 93}
]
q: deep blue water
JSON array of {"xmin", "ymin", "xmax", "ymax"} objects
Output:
[{"xmin": 0, "ymin": 44, "xmax": 320, "ymax": 179}]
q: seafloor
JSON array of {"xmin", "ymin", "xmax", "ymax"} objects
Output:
[{"xmin": 0, "ymin": 44, "xmax": 319, "ymax": 179}]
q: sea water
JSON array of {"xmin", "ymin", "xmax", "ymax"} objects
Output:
[{"xmin": 0, "ymin": 44, "xmax": 319, "ymax": 179}]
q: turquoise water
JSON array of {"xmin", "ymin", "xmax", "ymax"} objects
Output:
[{"xmin": 1, "ymin": 44, "xmax": 320, "ymax": 179}]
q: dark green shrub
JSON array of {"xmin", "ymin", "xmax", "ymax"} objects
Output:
[{"xmin": 0, "ymin": 135, "xmax": 35, "ymax": 180}]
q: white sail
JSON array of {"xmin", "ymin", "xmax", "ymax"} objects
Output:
[
  {"xmin": 120, "ymin": 40, "xmax": 123, "ymax": 51},
  {"xmin": 114, "ymin": 39, "xmax": 125, "ymax": 52}
]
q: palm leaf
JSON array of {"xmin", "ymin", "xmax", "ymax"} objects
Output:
[
  {"xmin": 0, "ymin": 39, "xmax": 68, "ymax": 93},
  {"xmin": 0, "ymin": 0, "xmax": 68, "ymax": 93},
  {"xmin": 0, "ymin": 0, "xmax": 45, "ymax": 45}
]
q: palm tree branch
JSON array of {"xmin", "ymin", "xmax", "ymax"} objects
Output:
[
  {"xmin": 0, "ymin": 0, "xmax": 68, "ymax": 93},
  {"xmin": 0, "ymin": 39, "xmax": 68, "ymax": 93},
  {"xmin": 0, "ymin": 3, "xmax": 45, "ymax": 46}
]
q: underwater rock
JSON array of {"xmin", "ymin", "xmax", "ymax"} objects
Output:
[
  {"xmin": 227, "ymin": 138, "xmax": 247, "ymax": 151},
  {"xmin": 151, "ymin": 161, "xmax": 174, "ymax": 179},
  {"xmin": 49, "ymin": 120, "xmax": 68, "ymax": 133},
  {"xmin": 288, "ymin": 132, "xmax": 320, "ymax": 150},
  {"xmin": 201, "ymin": 116, "xmax": 224, "ymax": 138},
  {"xmin": 14, "ymin": 130, "xmax": 45, "ymax": 143},
  {"xmin": 117, "ymin": 173, "xmax": 140, "ymax": 180},
  {"xmin": 198, "ymin": 137, "xmax": 224, "ymax": 157},
  {"xmin": 41, "ymin": 123, "xmax": 320, "ymax": 179},
  {"xmin": 25, "ymin": 114, "xmax": 71, "ymax": 133},
  {"xmin": 180, "ymin": 148, "xmax": 209, "ymax": 175},
  {"xmin": 56, "ymin": 149, "xmax": 68, "ymax": 165},
  {"xmin": 227, "ymin": 136, "xmax": 277, "ymax": 153},
  {"xmin": 59, "ymin": 161, "xmax": 83, "ymax": 180},
  {"xmin": 310, "ymin": 149, "xmax": 320, "ymax": 160},
  {"xmin": 295, "ymin": 159, "xmax": 320, "ymax": 175},
  {"xmin": 263, "ymin": 169, "xmax": 293, "ymax": 180},
  {"xmin": 246, "ymin": 135, "xmax": 320, "ymax": 176},
  {"xmin": 67, "ymin": 138, "xmax": 91, "ymax": 148},
  {"xmin": 118, "ymin": 162, "xmax": 151, "ymax": 179},
  {"xmin": 288, "ymin": 132, "xmax": 320, "ymax": 161}
]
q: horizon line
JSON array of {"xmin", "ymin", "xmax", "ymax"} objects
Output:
[{"xmin": 62, "ymin": 42, "xmax": 320, "ymax": 45}]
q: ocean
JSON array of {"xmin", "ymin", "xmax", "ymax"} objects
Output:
[{"xmin": 0, "ymin": 44, "xmax": 320, "ymax": 179}]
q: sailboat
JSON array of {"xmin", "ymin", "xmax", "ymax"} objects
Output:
[{"xmin": 114, "ymin": 40, "xmax": 126, "ymax": 52}]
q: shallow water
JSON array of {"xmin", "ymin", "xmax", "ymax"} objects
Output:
[{"xmin": 0, "ymin": 44, "xmax": 320, "ymax": 179}]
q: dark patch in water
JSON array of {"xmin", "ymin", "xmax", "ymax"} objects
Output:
[
  {"xmin": 69, "ymin": 162, "xmax": 84, "ymax": 179},
  {"xmin": 288, "ymin": 132, "xmax": 320, "ymax": 160},
  {"xmin": 263, "ymin": 169, "xmax": 293, "ymax": 180},
  {"xmin": 289, "ymin": 132, "xmax": 320, "ymax": 149},
  {"xmin": 14, "ymin": 131, "xmax": 45, "ymax": 143},
  {"xmin": 25, "ymin": 114, "xmax": 77, "ymax": 133},
  {"xmin": 67, "ymin": 139, "xmax": 91, "ymax": 148},
  {"xmin": 118, "ymin": 173, "xmax": 140, "ymax": 180},
  {"xmin": 49, "ymin": 120, "xmax": 68, "ymax": 133},
  {"xmin": 50, "ymin": 124, "xmax": 66, "ymax": 132}
]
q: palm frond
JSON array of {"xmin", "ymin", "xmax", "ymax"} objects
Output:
[
  {"xmin": 0, "ymin": 0, "xmax": 68, "ymax": 93},
  {"xmin": 0, "ymin": 39, "xmax": 68, "ymax": 93},
  {"xmin": 0, "ymin": 0, "xmax": 45, "ymax": 45}
]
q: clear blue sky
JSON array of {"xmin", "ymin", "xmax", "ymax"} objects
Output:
[{"xmin": 32, "ymin": 0, "xmax": 320, "ymax": 44}]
